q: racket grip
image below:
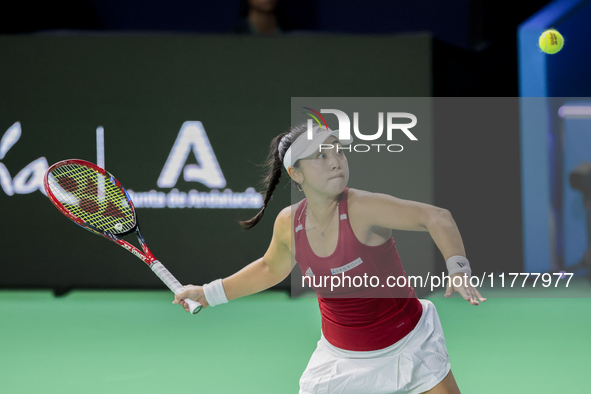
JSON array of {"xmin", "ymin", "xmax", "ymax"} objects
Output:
[{"xmin": 151, "ymin": 261, "xmax": 203, "ymax": 315}]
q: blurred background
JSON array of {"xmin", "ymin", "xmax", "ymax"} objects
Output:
[
  {"xmin": 3, "ymin": 1, "xmax": 591, "ymax": 393},
  {"xmin": 0, "ymin": 0, "xmax": 591, "ymax": 294},
  {"xmin": 0, "ymin": 0, "xmax": 558, "ymax": 95},
  {"xmin": 3, "ymin": 0, "xmax": 591, "ymax": 293}
]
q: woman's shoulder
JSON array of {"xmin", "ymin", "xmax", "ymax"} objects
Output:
[
  {"xmin": 346, "ymin": 188, "xmax": 381, "ymax": 207},
  {"xmin": 346, "ymin": 188, "xmax": 399, "ymax": 217},
  {"xmin": 274, "ymin": 200, "xmax": 305, "ymax": 232}
]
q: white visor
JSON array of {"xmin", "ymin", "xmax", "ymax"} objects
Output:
[{"xmin": 282, "ymin": 126, "xmax": 353, "ymax": 171}]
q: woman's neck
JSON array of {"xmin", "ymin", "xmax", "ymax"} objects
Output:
[{"xmin": 305, "ymin": 193, "xmax": 341, "ymax": 225}]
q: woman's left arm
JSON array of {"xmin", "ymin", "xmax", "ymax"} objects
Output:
[{"xmin": 353, "ymin": 191, "xmax": 486, "ymax": 305}]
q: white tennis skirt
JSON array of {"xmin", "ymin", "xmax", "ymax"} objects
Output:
[{"xmin": 299, "ymin": 299, "xmax": 451, "ymax": 394}]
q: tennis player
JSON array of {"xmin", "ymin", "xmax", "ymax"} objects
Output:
[{"xmin": 174, "ymin": 123, "xmax": 486, "ymax": 393}]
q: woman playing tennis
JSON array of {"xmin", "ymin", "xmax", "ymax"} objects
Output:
[{"xmin": 174, "ymin": 123, "xmax": 486, "ymax": 393}]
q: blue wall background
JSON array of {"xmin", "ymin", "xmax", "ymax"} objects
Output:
[{"xmin": 519, "ymin": 0, "xmax": 591, "ymax": 274}]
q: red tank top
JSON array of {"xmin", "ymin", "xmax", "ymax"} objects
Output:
[{"xmin": 294, "ymin": 188, "xmax": 422, "ymax": 351}]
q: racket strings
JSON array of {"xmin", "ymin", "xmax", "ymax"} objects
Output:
[{"xmin": 47, "ymin": 164, "xmax": 135, "ymax": 233}]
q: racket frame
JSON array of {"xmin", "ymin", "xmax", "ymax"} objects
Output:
[
  {"xmin": 44, "ymin": 160, "xmax": 157, "ymax": 260},
  {"xmin": 44, "ymin": 159, "xmax": 202, "ymax": 314}
]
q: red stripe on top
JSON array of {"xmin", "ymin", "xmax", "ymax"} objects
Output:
[{"xmin": 295, "ymin": 188, "xmax": 422, "ymax": 351}]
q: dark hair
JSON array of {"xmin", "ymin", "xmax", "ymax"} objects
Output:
[{"xmin": 240, "ymin": 123, "xmax": 307, "ymax": 230}]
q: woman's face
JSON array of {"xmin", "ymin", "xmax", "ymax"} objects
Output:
[{"xmin": 295, "ymin": 136, "xmax": 349, "ymax": 197}]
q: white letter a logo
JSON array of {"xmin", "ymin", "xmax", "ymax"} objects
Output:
[{"xmin": 157, "ymin": 121, "xmax": 227, "ymax": 189}]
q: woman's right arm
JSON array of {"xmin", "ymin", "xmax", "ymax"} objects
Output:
[
  {"xmin": 174, "ymin": 207, "xmax": 293, "ymax": 310},
  {"xmin": 223, "ymin": 207, "xmax": 293, "ymax": 300}
]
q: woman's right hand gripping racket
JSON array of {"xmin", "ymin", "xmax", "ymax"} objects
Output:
[{"xmin": 44, "ymin": 159, "xmax": 202, "ymax": 315}]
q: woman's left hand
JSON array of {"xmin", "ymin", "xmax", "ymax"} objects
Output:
[{"xmin": 444, "ymin": 273, "xmax": 486, "ymax": 305}]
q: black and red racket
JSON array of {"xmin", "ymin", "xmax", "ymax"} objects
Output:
[{"xmin": 44, "ymin": 159, "xmax": 202, "ymax": 315}]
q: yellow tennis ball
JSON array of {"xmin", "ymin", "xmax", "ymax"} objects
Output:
[{"xmin": 539, "ymin": 29, "xmax": 564, "ymax": 54}]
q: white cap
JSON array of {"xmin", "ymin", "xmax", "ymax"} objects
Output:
[{"xmin": 282, "ymin": 125, "xmax": 353, "ymax": 171}]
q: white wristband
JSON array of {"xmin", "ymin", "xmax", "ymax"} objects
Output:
[
  {"xmin": 446, "ymin": 255, "xmax": 471, "ymax": 276},
  {"xmin": 203, "ymin": 279, "xmax": 229, "ymax": 307}
]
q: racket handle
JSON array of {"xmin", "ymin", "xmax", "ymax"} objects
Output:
[{"xmin": 151, "ymin": 261, "xmax": 203, "ymax": 315}]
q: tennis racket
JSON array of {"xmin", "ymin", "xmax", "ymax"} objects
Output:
[{"xmin": 44, "ymin": 159, "xmax": 202, "ymax": 315}]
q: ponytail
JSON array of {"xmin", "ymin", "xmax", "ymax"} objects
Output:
[{"xmin": 240, "ymin": 123, "xmax": 307, "ymax": 230}]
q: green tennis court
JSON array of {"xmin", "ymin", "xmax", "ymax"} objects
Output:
[{"xmin": 1, "ymin": 286, "xmax": 590, "ymax": 393}]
